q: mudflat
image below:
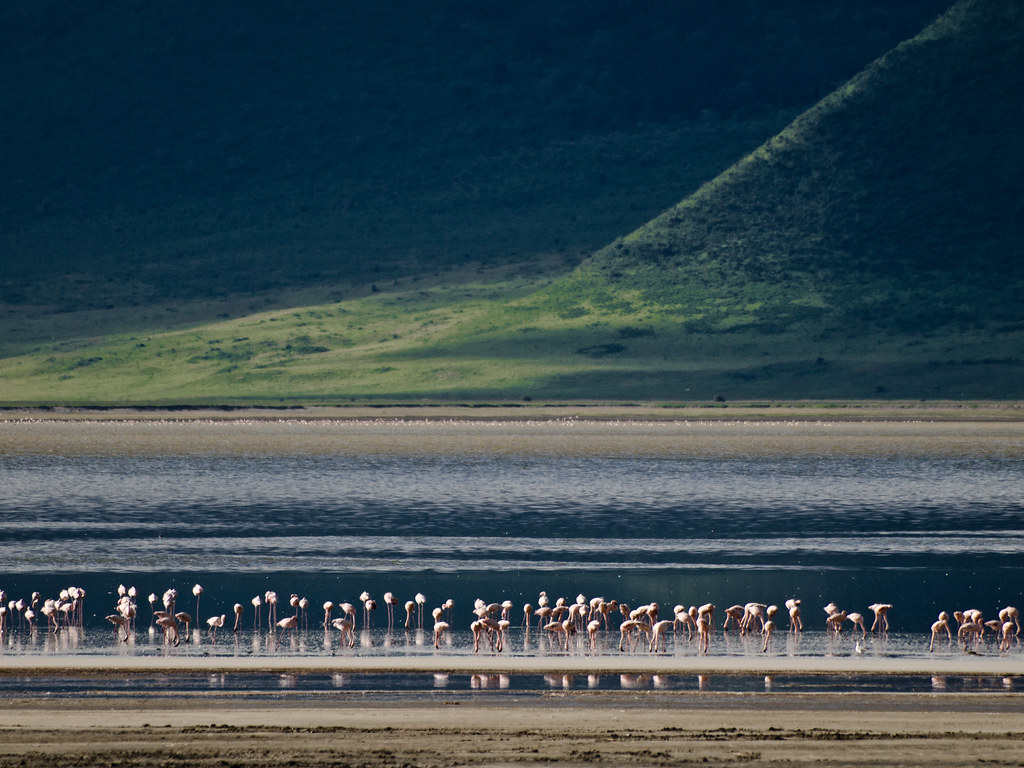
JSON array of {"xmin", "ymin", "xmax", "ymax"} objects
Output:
[{"xmin": 1, "ymin": 693, "xmax": 1022, "ymax": 767}]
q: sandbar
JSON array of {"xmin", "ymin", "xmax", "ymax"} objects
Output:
[
  {"xmin": 0, "ymin": 652, "xmax": 1022, "ymax": 677},
  {"xmin": 1, "ymin": 691, "xmax": 1023, "ymax": 767}
]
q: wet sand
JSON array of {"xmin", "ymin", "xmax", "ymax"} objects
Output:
[
  {"xmin": 1, "ymin": 653, "xmax": 1022, "ymax": 676},
  {"xmin": 1, "ymin": 691, "xmax": 1023, "ymax": 767},
  {"xmin": 1, "ymin": 657, "xmax": 1023, "ymax": 766}
]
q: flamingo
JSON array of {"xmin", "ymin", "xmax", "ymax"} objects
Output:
[
  {"xmin": 826, "ymin": 610, "xmax": 847, "ymax": 635},
  {"xmin": 414, "ymin": 593, "xmax": 426, "ymax": 629},
  {"xmin": 475, "ymin": 617, "xmax": 503, "ymax": 651},
  {"xmin": 695, "ymin": 614, "xmax": 711, "ymax": 654},
  {"xmin": 674, "ymin": 606, "xmax": 695, "ymax": 639},
  {"xmin": 403, "ymin": 600, "xmax": 415, "ymax": 630},
  {"xmin": 383, "ymin": 592, "xmax": 399, "ymax": 629},
  {"xmin": 339, "ymin": 601, "xmax": 357, "ymax": 630},
  {"xmin": 650, "ymin": 620, "xmax": 674, "ymax": 652},
  {"xmin": 999, "ymin": 606, "xmax": 1020, "ymax": 636},
  {"xmin": 723, "ymin": 605, "xmax": 744, "ymax": 633},
  {"xmin": 192, "ymin": 584, "xmax": 203, "ymax": 621},
  {"xmin": 868, "ymin": 603, "xmax": 892, "ymax": 634},
  {"xmin": 697, "ymin": 603, "xmax": 715, "ymax": 631},
  {"xmin": 929, "ymin": 610, "xmax": 950, "ymax": 651},
  {"xmin": 156, "ymin": 614, "xmax": 180, "ymax": 646},
  {"xmin": 534, "ymin": 605, "xmax": 552, "ymax": 629},
  {"xmin": 332, "ymin": 617, "xmax": 356, "ymax": 648},
  {"xmin": 265, "ymin": 591, "xmax": 279, "ymax": 628},
  {"xmin": 106, "ymin": 614, "xmax": 130, "ymax": 642},
  {"xmin": 786, "ymin": 598, "xmax": 802, "ymax": 633},
  {"xmin": 999, "ymin": 621, "xmax": 1016, "ymax": 652},
  {"xmin": 742, "ymin": 603, "xmax": 767, "ymax": 635},
  {"xmin": 544, "ymin": 619, "xmax": 574, "ymax": 651},
  {"xmin": 174, "ymin": 612, "xmax": 193, "ymax": 642},
  {"xmin": 322, "ymin": 601, "xmax": 335, "ymax": 628},
  {"xmin": 618, "ymin": 619, "xmax": 644, "ymax": 652},
  {"xmin": 148, "ymin": 593, "xmax": 158, "ymax": 627},
  {"xmin": 471, "ymin": 619, "xmax": 486, "ymax": 653},
  {"xmin": 251, "ymin": 595, "xmax": 262, "ymax": 630},
  {"xmin": 587, "ymin": 619, "xmax": 601, "ymax": 651},
  {"xmin": 232, "ymin": 603, "xmax": 244, "ymax": 633},
  {"xmin": 847, "ymin": 612, "xmax": 867, "ymax": 637},
  {"xmin": 41, "ymin": 601, "xmax": 60, "ymax": 633},
  {"xmin": 521, "ymin": 603, "xmax": 534, "ymax": 627},
  {"xmin": 761, "ymin": 619, "xmax": 776, "ymax": 653},
  {"xmin": 277, "ymin": 614, "xmax": 298, "ymax": 635},
  {"xmin": 127, "ymin": 587, "xmax": 138, "ymax": 629},
  {"xmin": 207, "ymin": 614, "xmax": 226, "ymax": 643}
]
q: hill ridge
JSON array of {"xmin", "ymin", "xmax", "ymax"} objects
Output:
[{"xmin": 578, "ymin": 0, "xmax": 1023, "ymax": 338}]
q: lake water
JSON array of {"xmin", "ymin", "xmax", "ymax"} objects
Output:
[{"xmin": 1, "ymin": 417, "xmax": 1022, "ymax": 672}]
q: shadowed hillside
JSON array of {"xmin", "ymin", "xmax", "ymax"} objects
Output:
[{"xmin": 1, "ymin": 0, "xmax": 949, "ymax": 320}]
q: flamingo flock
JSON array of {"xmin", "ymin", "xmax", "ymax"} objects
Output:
[
  {"xmin": 0, "ymin": 586, "xmax": 87, "ymax": 635},
  {"xmin": 1, "ymin": 582, "xmax": 1020, "ymax": 657}
]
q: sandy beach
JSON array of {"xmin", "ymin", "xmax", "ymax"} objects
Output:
[
  {"xmin": 1, "ymin": 689, "xmax": 1022, "ymax": 767},
  {"xmin": 1, "ymin": 656, "xmax": 1023, "ymax": 766},
  {"xmin": 0, "ymin": 652, "xmax": 1022, "ymax": 677}
]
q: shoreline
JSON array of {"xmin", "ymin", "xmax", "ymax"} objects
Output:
[
  {"xmin": 0, "ymin": 653, "xmax": 1021, "ymax": 676},
  {"xmin": 3, "ymin": 401, "xmax": 1024, "ymax": 423},
  {"xmin": 1, "ymin": 693, "xmax": 1023, "ymax": 768}
]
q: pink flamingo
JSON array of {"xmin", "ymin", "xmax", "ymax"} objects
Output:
[
  {"xmin": 999, "ymin": 606, "xmax": 1020, "ymax": 636},
  {"xmin": 650, "ymin": 620, "xmax": 674, "ymax": 652},
  {"xmin": 433, "ymin": 621, "xmax": 450, "ymax": 649},
  {"xmin": 251, "ymin": 596, "xmax": 262, "ymax": 630},
  {"xmin": 383, "ymin": 592, "xmax": 399, "ymax": 629},
  {"xmin": 722, "ymin": 605, "xmax": 744, "ymax": 633},
  {"xmin": 929, "ymin": 611, "xmax": 951, "ymax": 652},
  {"xmin": 207, "ymin": 614, "xmax": 226, "ymax": 643},
  {"xmin": 106, "ymin": 613, "xmax": 130, "ymax": 642},
  {"xmin": 761, "ymin": 619, "xmax": 776, "ymax": 653},
  {"xmin": 332, "ymin": 617, "xmax": 356, "ymax": 648},
  {"xmin": 786, "ymin": 598, "xmax": 803, "ymax": 633},
  {"xmin": 868, "ymin": 603, "xmax": 892, "ymax": 634}
]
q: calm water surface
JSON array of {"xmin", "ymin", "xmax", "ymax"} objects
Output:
[{"xmin": 1, "ymin": 418, "xmax": 1022, "ymax": 660}]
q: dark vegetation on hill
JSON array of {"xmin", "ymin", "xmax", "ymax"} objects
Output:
[
  {"xmin": 573, "ymin": 0, "xmax": 1024, "ymax": 342},
  {"xmin": 1, "ymin": 0, "xmax": 950, "ymax": 316}
]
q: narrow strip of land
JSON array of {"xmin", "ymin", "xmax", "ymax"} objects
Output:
[{"xmin": 0, "ymin": 694, "xmax": 1022, "ymax": 767}]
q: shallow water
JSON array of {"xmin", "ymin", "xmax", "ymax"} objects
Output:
[{"xmin": 1, "ymin": 418, "xmax": 1022, "ymax": 655}]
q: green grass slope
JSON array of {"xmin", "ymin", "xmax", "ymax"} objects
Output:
[
  {"xmin": 533, "ymin": 0, "xmax": 1024, "ymax": 399},
  {"xmin": 3, "ymin": 0, "xmax": 1022, "ymax": 404}
]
